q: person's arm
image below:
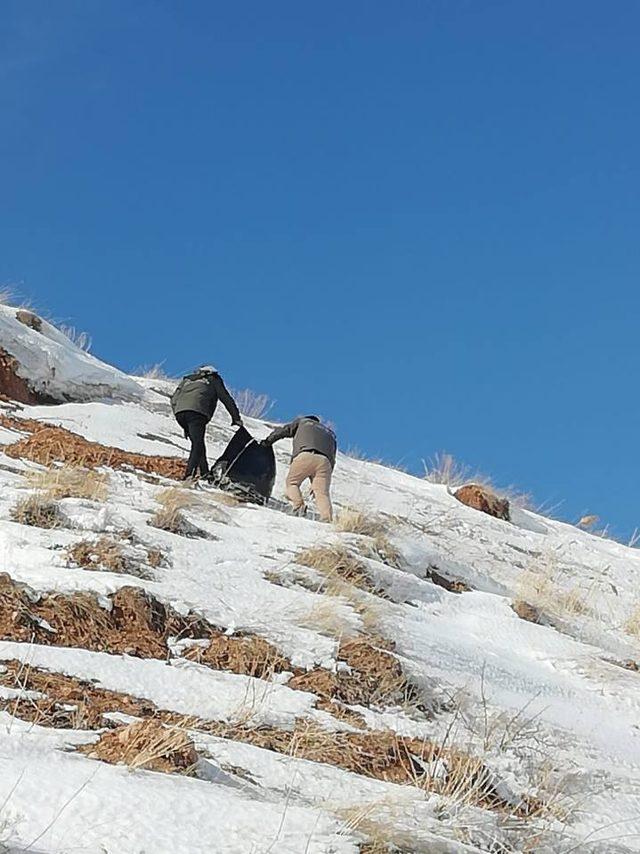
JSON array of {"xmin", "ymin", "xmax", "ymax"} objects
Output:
[
  {"xmin": 170, "ymin": 378, "xmax": 186, "ymax": 414},
  {"xmin": 263, "ymin": 419, "xmax": 299, "ymax": 445},
  {"xmin": 213, "ymin": 375, "xmax": 243, "ymax": 426}
]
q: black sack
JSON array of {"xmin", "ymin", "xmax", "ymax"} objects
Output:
[{"xmin": 208, "ymin": 426, "xmax": 276, "ymax": 503}]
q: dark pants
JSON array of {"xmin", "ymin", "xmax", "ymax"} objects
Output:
[{"xmin": 176, "ymin": 411, "xmax": 209, "ymax": 478}]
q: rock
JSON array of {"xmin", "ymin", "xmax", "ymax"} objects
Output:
[
  {"xmin": 511, "ymin": 600, "xmax": 544, "ymax": 624},
  {"xmin": 0, "ymin": 348, "xmax": 42, "ymax": 404},
  {"xmin": 16, "ymin": 310, "xmax": 43, "ymax": 332},
  {"xmin": 454, "ymin": 483, "xmax": 510, "ymax": 522}
]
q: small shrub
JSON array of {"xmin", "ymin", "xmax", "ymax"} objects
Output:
[
  {"xmin": 26, "ymin": 466, "xmax": 108, "ymax": 501},
  {"xmin": 11, "ymin": 494, "xmax": 64, "ymax": 529}
]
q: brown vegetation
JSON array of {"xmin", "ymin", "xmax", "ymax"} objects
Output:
[
  {"xmin": 79, "ymin": 719, "xmax": 198, "ymax": 775},
  {"xmin": 512, "ymin": 600, "xmax": 544, "ymax": 624},
  {"xmin": 11, "ymin": 494, "xmax": 64, "ymax": 528},
  {"xmin": 335, "ymin": 508, "xmax": 389, "ymax": 538},
  {"xmin": 183, "ymin": 634, "xmax": 292, "ymax": 679},
  {"xmin": 4, "ymin": 421, "xmax": 184, "ymax": 480},
  {"xmin": 26, "ymin": 466, "xmax": 108, "ymax": 501},
  {"xmin": 296, "ymin": 545, "xmax": 383, "ymax": 597},
  {"xmin": 289, "ymin": 637, "xmax": 420, "ymax": 711}
]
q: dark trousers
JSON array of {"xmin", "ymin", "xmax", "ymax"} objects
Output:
[{"xmin": 176, "ymin": 411, "xmax": 209, "ymax": 478}]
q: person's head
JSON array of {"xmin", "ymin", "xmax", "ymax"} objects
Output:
[
  {"xmin": 304, "ymin": 415, "xmax": 320, "ymax": 423},
  {"xmin": 198, "ymin": 364, "xmax": 218, "ymax": 375}
]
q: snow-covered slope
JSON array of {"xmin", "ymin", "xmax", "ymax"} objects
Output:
[
  {"xmin": 1, "ymin": 318, "xmax": 640, "ymax": 854},
  {"xmin": 0, "ymin": 305, "xmax": 142, "ymax": 403}
]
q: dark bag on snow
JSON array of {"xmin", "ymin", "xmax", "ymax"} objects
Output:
[{"xmin": 208, "ymin": 426, "xmax": 276, "ymax": 503}]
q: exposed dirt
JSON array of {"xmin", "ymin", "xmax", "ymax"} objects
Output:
[
  {"xmin": 78, "ymin": 719, "xmax": 198, "ymax": 775},
  {"xmin": 3, "ymin": 422, "xmax": 184, "ymax": 480},
  {"xmin": 454, "ymin": 483, "xmax": 511, "ymax": 522}
]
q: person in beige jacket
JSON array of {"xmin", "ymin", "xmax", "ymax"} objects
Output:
[{"xmin": 262, "ymin": 416, "xmax": 336, "ymax": 521}]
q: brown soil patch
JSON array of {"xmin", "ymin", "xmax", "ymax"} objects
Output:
[
  {"xmin": 78, "ymin": 719, "xmax": 198, "ymax": 775},
  {"xmin": 454, "ymin": 484, "xmax": 511, "ymax": 522},
  {"xmin": 425, "ymin": 565, "xmax": 471, "ymax": 594},
  {"xmin": 4, "ymin": 422, "xmax": 184, "ymax": 480},
  {"xmin": 289, "ymin": 637, "xmax": 422, "ymax": 712},
  {"xmin": 184, "ymin": 634, "xmax": 292, "ymax": 680}
]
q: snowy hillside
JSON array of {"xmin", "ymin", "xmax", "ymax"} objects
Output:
[{"xmin": 1, "ymin": 311, "xmax": 640, "ymax": 854}]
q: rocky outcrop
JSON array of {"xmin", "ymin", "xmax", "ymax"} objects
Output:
[{"xmin": 454, "ymin": 483, "xmax": 510, "ymax": 521}]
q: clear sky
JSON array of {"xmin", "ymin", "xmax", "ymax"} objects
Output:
[{"xmin": 1, "ymin": 1, "xmax": 639, "ymax": 539}]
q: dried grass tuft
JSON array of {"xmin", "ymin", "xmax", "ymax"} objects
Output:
[
  {"xmin": 79, "ymin": 719, "xmax": 198, "ymax": 774},
  {"xmin": 334, "ymin": 508, "xmax": 389, "ymax": 538},
  {"xmin": 10, "ymin": 494, "xmax": 64, "ymax": 529},
  {"xmin": 26, "ymin": 466, "xmax": 108, "ymax": 501},
  {"xmin": 624, "ymin": 603, "xmax": 640, "ymax": 639},
  {"xmin": 297, "ymin": 545, "xmax": 382, "ymax": 596}
]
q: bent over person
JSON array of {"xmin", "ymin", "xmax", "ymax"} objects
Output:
[
  {"xmin": 171, "ymin": 366, "xmax": 242, "ymax": 479},
  {"xmin": 263, "ymin": 415, "xmax": 336, "ymax": 521}
]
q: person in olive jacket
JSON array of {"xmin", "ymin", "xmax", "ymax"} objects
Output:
[
  {"xmin": 171, "ymin": 366, "xmax": 243, "ymax": 479},
  {"xmin": 262, "ymin": 415, "xmax": 336, "ymax": 521}
]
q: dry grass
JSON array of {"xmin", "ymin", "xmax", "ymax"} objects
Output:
[
  {"xmin": 297, "ymin": 545, "xmax": 382, "ymax": 596},
  {"xmin": 231, "ymin": 387, "xmax": 274, "ymax": 419},
  {"xmin": 147, "ymin": 548, "xmax": 166, "ymax": 568},
  {"xmin": 355, "ymin": 533, "xmax": 403, "ymax": 569},
  {"xmin": 289, "ymin": 636, "xmax": 420, "ymax": 712},
  {"xmin": 4, "ymin": 421, "xmax": 184, "ymax": 480},
  {"xmin": 135, "ymin": 362, "xmax": 173, "ymax": 380},
  {"xmin": 67, "ymin": 537, "xmax": 128, "ymax": 573},
  {"xmin": 57, "ymin": 323, "xmax": 92, "ymax": 352},
  {"xmin": 334, "ymin": 508, "xmax": 389, "ymax": 538},
  {"xmin": 184, "ymin": 633, "xmax": 292, "ymax": 680},
  {"xmin": 516, "ymin": 554, "xmax": 595, "ymax": 622},
  {"xmin": 149, "ymin": 487, "xmax": 199, "ymax": 535},
  {"xmin": 26, "ymin": 465, "xmax": 108, "ymax": 501},
  {"xmin": 79, "ymin": 719, "xmax": 198, "ymax": 775},
  {"xmin": 297, "ymin": 599, "xmax": 355, "ymax": 639},
  {"xmin": 10, "ymin": 494, "xmax": 64, "ymax": 529},
  {"xmin": 624, "ymin": 603, "xmax": 640, "ymax": 639}
]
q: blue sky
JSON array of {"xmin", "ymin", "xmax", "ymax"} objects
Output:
[{"xmin": 1, "ymin": 1, "xmax": 639, "ymax": 538}]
